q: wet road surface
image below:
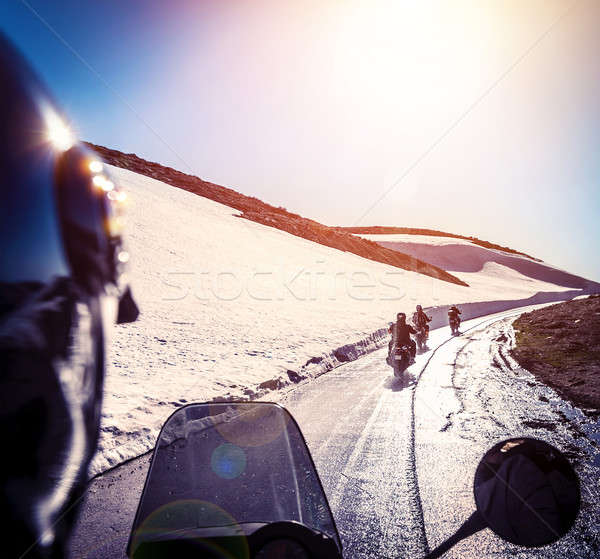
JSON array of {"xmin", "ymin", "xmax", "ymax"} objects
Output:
[
  {"xmin": 68, "ymin": 306, "xmax": 600, "ymax": 558},
  {"xmin": 413, "ymin": 316, "xmax": 599, "ymax": 558}
]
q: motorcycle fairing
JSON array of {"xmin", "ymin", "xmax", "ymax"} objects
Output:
[{"xmin": 128, "ymin": 402, "xmax": 341, "ymax": 557}]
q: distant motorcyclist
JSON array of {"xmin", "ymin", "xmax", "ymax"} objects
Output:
[
  {"xmin": 389, "ymin": 312, "xmax": 416, "ymax": 359},
  {"xmin": 448, "ymin": 305, "xmax": 462, "ymax": 324},
  {"xmin": 448, "ymin": 305, "xmax": 462, "ymax": 335},
  {"xmin": 413, "ymin": 304, "xmax": 432, "ymax": 334}
]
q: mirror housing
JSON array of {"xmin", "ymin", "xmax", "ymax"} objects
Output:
[
  {"xmin": 424, "ymin": 438, "xmax": 580, "ymax": 558},
  {"xmin": 473, "ymin": 437, "xmax": 580, "ymax": 547}
]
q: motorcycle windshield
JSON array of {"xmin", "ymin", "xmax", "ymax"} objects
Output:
[{"xmin": 129, "ymin": 402, "xmax": 340, "ymax": 552}]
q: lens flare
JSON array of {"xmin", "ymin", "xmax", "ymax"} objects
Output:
[
  {"xmin": 211, "ymin": 444, "xmax": 246, "ymax": 480},
  {"xmin": 210, "ymin": 403, "xmax": 290, "ymax": 448}
]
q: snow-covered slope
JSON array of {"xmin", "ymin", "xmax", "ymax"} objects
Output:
[
  {"xmin": 92, "ymin": 166, "xmax": 590, "ymax": 475},
  {"xmin": 358, "ymin": 233, "xmax": 599, "ymax": 290}
]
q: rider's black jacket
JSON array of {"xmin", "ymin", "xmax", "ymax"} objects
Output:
[{"xmin": 393, "ymin": 323, "xmax": 416, "ymax": 346}]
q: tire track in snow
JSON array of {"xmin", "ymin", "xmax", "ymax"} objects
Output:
[
  {"xmin": 439, "ymin": 338, "xmax": 475, "ymax": 433},
  {"xmin": 407, "ymin": 311, "xmax": 527, "ymax": 556}
]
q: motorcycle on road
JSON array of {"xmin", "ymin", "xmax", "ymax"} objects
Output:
[
  {"xmin": 414, "ymin": 326, "xmax": 429, "ymax": 352},
  {"xmin": 389, "ymin": 344, "xmax": 413, "ymax": 377},
  {"xmin": 128, "ymin": 402, "xmax": 580, "ymax": 559},
  {"xmin": 449, "ymin": 316, "xmax": 460, "ymax": 336}
]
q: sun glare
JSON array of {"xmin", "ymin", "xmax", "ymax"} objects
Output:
[{"xmin": 43, "ymin": 106, "xmax": 75, "ymax": 152}]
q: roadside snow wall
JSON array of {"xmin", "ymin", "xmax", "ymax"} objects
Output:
[{"xmin": 423, "ymin": 288, "xmax": 596, "ymax": 330}]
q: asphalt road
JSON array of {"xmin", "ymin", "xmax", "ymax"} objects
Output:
[{"xmin": 67, "ymin": 307, "xmax": 600, "ymax": 558}]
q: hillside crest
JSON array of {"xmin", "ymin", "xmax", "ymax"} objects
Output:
[{"xmin": 86, "ymin": 143, "xmax": 468, "ymax": 287}]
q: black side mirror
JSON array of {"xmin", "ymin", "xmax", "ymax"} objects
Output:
[
  {"xmin": 424, "ymin": 438, "xmax": 580, "ymax": 558},
  {"xmin": 117, "ymin": 285, "xmax": 140, "ymax": 324}
]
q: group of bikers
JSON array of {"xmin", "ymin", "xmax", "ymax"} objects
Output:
[{"xmin": 388, "ymin": 304, "xmax": 462, "ymax": 365}]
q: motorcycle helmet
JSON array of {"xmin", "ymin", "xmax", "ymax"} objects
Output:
[{"xmin": 0, "ymin": 32, "xmax": 138, "ymax": 557}]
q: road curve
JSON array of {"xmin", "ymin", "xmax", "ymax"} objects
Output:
[{"xmin": 67, "ymin": 306, "xmax": 600, "ymax": 558}]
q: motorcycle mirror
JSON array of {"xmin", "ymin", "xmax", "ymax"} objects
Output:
[
  {"xmin": 424, "ymin": 438, "xmax": 580, "ymax": 558},
  {"xmin": 473, "ymin": 437, "xmax": 580, "ymax": 546}
]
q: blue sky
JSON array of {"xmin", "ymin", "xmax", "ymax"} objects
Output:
[{"xmin": 2, "ymin": 0, "xmax": 599, "ymax": 281}]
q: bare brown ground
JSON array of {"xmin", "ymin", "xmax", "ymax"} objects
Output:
[{"xmin": 511, "ymin": 295, "xmax": 600, "ymax": 414}]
